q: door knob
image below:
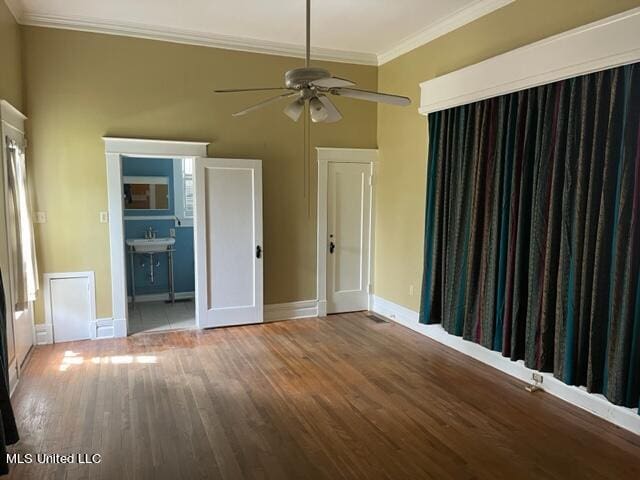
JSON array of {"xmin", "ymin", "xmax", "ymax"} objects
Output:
[{"xmin": 329, "ymin": 241, "xmax": 335, "ymax": 254}]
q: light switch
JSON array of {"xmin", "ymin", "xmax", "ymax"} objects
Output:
[
  {"xmin": 34, "ymin": 212, "xmax": 47, "ymax": 224},
  {"xmin": 99, "ymin": 212, "xmax": 109, "ymax": 223},
  {"xmin": 169, "ymin": 228, "xmax": 176, "ymax": 238}
]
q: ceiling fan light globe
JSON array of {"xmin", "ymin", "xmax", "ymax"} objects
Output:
[
  {"xmin": 284, "ymin": 99, "xmax": 305, "ymax": 122},
  {"xmin": 309, "ymin": 97, "xmax": 329, "ymax": 123}
]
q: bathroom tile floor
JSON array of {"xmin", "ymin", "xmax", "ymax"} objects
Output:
[{"xmin": 128, "ymin": 299, "xmax": 196, "ymax": 334}]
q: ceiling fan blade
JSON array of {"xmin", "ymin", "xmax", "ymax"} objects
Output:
[
  {"xmin": 284, "ymin": 99, "xmax": 305, "ymax": 122},
  {"xmin": 214, "ymin": 87, "xmax": 289, "ymax": 93},
  {"xmin": 317, "ymin": 96, "xmax": 342, "ymax": 123},
  {"xmin": 311, "ymin": 76, "xmax": 356, "ymax": 89},
  {"xmin": 331, "ymin": 88, "xmax": 411, "ymax": 106},
  {"xmin": 232, "ymin": 92, "xmax": 298, "ymax": 117}
]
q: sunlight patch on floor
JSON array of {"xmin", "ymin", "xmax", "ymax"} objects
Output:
[{"xmin": 58, "ymin": 350, "xmax": 158, "ymax": 371}]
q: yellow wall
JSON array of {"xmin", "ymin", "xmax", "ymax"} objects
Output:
[
  {"xmin": 0, "ymin": 0, "xmax": 22, "ymax": 110},
  {"xmin": 0, "ymin": 0, "xmax": 22, "ymax": 316},
  {"xmin": 22, "ymin": 27, "xmax": 377, "ymax": 322},
  {"xmin": 374, "ymin": 0, "xmax": 640, "ymax": 312},
  {"xmin": 17, "ymin": 0, "xmax": 640, "ymax": 323}
]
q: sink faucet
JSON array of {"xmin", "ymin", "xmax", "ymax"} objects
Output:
[{"xmin": 144, "ymin": 226, "xmax": 157, "ymax": 239}]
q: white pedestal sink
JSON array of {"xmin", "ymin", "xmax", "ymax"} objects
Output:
[
  {"xmin": 126, "ymin": 237, "xmax": 175, "ymax": 252},
  {"xmin": 126, "ymin": 237, "xmax": 177, "ymax": 306}
]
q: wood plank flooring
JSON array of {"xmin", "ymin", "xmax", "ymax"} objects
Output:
[{"xmin": 7, "ymin": 312, "xmax": 640, "ymax": 479}]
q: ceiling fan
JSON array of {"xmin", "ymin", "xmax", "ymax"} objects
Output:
[{"xmin": 213, "ymin": 0, "xmax": 411, "ymax": 123}]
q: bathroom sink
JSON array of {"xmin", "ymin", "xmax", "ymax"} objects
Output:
[{"xmin": 126, "ymin": 237, "xmax": 175, "ymax": 252}]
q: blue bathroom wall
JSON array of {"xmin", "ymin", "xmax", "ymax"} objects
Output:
[{"xmin": 122, "ymin": 157, "xmax": 194, "ymax": 296}]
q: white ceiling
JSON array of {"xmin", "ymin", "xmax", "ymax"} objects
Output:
[{"xmin": 8, "ymin": 0, "xmax": 514, "ymax": 65}]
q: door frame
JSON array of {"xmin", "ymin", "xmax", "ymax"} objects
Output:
[
  {"xmin": 1, "ymin": 99, "xmax": 34, "ymax": 392},
  {"xmin": 104, "ymin": 138, "xmax": 209, "ymax": 337},
  {"xmin": 316, "ymin": 147, "xmax": 377, "ymax": 317}
]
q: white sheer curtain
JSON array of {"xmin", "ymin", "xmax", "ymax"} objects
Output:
[{"xmin": 6, "ymin": 138, "xmax": 38, "ymax": 311}]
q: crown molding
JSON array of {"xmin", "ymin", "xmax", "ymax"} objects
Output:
[
  {"xmin": 377, "ymin": 0, "xmax": 515, "ymax": 65},
  {"xmin": 18, "ymin": 11, "xmax": 379, "ymax": 66},
  {"xmin": 14, "ymin": 0, "xmax": 514, "ymax": 66}
]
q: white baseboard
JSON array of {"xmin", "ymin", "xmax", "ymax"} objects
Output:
[
  {"xmin": 34, "ymin": 323, "xmax": 53, "ymax": 345},
  {"xmin": 127, "ymin": 291, "xmax": 195, "ymax": 303},
  {"xmin": 89, "ymin": 318, "xmax": 114, "ymax": 339},
  {"xmin": 8, "ymin": 359, "xmax": 18, "ymax": 397},
  {"xmin": 113, "ymin": 318, "xmax": 127, "ymax": 338},
  {"xmin": 36, "ymin": 299, "xmax": 316, "ymax": 344},
  {"xmin": 370, "ymin": 295, "xmax": 640, "ymax": 436},
  {"xmin": 264, "ymin": 300, "xmax": 318, "ymax": 322},
  {"xmin": 89, "ymin": 317, "xmax": 127, "ymax": 339},
  {"xmin": 317, "ymin": 300, "xmax": 327, "ymax": 317}
]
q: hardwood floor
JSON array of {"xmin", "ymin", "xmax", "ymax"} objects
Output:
[{"xmin": 7, "ymin": 312, "xmax": 640, "ymax": 479}]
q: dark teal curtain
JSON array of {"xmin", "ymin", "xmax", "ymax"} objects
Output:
[{"xmin": 420, "ymin": 62, "xmax": 640, "ymax": 412}]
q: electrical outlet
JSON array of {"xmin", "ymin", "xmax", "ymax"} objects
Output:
[
  {"xmin": 34, "ymin": 211, "xmax": 47, "ymax": 224},
  {"xmin": 409, "ymin": 285, "xmax": 415, "ymax": 296},
  {"xmin": 99, "ymin": 212, "xmax": 109, "ymax": 223},
  {"xmin": 532, "ymin": 373, "xmax": 543, "ymax": 383},
  {"xmin": 169, "ymin": 228, "xmax": 176, "ymax": 238}
]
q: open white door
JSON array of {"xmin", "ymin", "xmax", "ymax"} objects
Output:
[
  {"xmin": 326, "ymin": 161, "xmax": 372, "ymax": 314},
  {"xmin": 194, "ymin": 158, "xmax": 263, "ymax": 328}
]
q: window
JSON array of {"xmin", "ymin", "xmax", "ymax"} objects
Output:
[
  {"xmin": 6, "ymin": 137, "xmax": 39, "ymax": 311},
  {"xmin": 173, "ymin": 158, "xmax": 194, "ymax": 227},
  {"xmin": 182, "ymin": 158, "xmax": 194, "ymax": 218}
]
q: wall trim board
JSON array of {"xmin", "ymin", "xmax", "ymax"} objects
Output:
[
  {"xmin": 18, "ymin": 12, "xmax": 377, "ymax": 66},
  {"xmin": 316, "ymin": 147, "xmax": 377, "ymax": 317},
  {"xmin": 8, "ymin": 359, "xmax": 18, "ymax": 396},
  {"xmin": 419, "ymin": 7, "xmax": 640, "ymax": 114},
  {"xmin": 0, "ymin": 100, "xmax": 27, "ymax": 134},
  {"xmin": 103, "ymin": 137, "xmax": 209, "ymax": 156},
  {"xmin": 378, "ymin": 0, "xmax": 514, "ymax": 65},
  {"xmin": 13, "ymin": 1, "xmax": 513, "ymax": 66},
  {"xmin": 90, "ymin": 318, "xmax": 114, "ymax": 340},
  {"xmin": 34, "ymin": 323, "xmax": 53, "ymax": 345},
  {"xmin": 264, "ymin": 300, "xmax": 318, "ymax": 322},
  {"xmin": 127, "ymin": 291, "xmax": 195, "ymax": 303},
  {"xmin": 38, "ymin": 300, "xmax": 317, "ymax": 342},
  {"xmin": 370, "ymin": 295, "xmax": 640, "ymax": 436}
]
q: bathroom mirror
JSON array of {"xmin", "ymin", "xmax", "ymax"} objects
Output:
[{"xmin": 123, "ymin": 176, "xmax": 170, "ymax": 210}]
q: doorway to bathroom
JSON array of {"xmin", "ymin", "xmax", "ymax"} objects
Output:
[
  {"xmin": 121, "ymin": 155, "xmax": 196, "ymax": 334},
  {"xmin": 105, "ymin": 138, "xmax": 264, "ymax": 338}
]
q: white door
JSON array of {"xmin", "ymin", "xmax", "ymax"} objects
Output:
[
  {"xmin": 326, "ymin": 162, "xmax": 372, "ymax": 314},
  {"xmin": 49, "ymin": 276, "xmax": 92, "ymax": 343},
  {"xmin": 194, "ymin": 158, "xmax": 263, "ymax": 328}
]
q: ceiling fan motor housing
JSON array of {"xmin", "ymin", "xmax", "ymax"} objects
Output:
[{"xmin": 285, "ymin": 67, "xmax": 331, "ymax": 89}]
